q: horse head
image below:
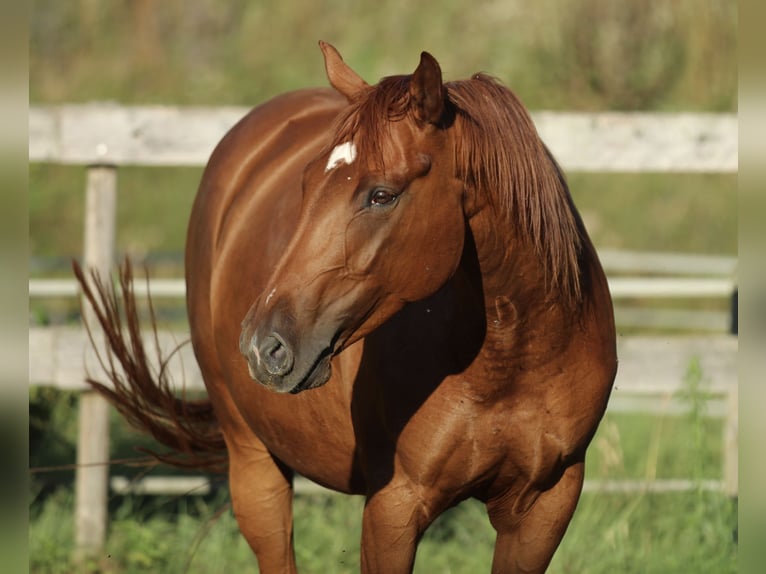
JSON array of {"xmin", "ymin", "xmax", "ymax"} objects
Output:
[{"xmin": 239, "ymin": 43, "xmax": 468, "ymax": 393}]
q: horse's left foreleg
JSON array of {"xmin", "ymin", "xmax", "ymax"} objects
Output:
[{"xmin": 487, "ymin": 461, "xmax": 584, "ymax": 574}]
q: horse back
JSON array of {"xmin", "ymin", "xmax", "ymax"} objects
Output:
[{"xmin": 186, "ymin": 87, "xmax": 345, "ymax": 301}]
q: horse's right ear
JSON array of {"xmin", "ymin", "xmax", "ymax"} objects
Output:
[{"xmin": 319, "ymin": 41, "xmax": 368, "ymax": 101}]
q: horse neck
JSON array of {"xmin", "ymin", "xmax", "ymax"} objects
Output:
[
  {"xmin": 463, "ymin": 206, "xmax": 581, "ymax": 376},
  {"xmin": 467, "ymin": 205, "xmax": 548, "ymax": 302}
]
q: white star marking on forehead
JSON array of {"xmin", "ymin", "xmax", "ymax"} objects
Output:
[{"xmin": 325, "ymin": 141, "xmax": 357, "ymax": 172}]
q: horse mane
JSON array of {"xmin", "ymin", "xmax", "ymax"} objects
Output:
[
  {"xmin": 447, "ymin": 75, "xmax": 585, "ymax": 302},
  {"xmin": 330, "ymin": 73, "xmax": 585, "ymax": 303}
]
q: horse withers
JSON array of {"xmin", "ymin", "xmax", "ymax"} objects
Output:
[{"xmin": 76, "ymin": 42, "xmax": 617, "ymax": 573}]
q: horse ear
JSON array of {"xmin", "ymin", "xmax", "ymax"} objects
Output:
[
  {"xmin": 409, "ymin": 51, "xmax": 446, "ymax": 126},
  {"xmin": 319, "ymin": 41, "xmax": 368, "ymax": 101}
]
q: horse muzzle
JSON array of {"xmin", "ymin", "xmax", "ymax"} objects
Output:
[{"xmin": 239, "ymin": 326, "xmax": 334, "ymax": 394}]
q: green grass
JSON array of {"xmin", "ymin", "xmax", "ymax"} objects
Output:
[
  {"xmin": 28, "ymin": 164, "xmax": 202, "ymax": 267},
  {"xmin": 551, "ymin": 491, "xmax": 736, "ymax": 574},
  {"xmin": 569, "ymin": 173, "xmax": 737, "ymax": 255},
  {"xmin": 29, "ymin": 486, "xmax": 737, "ymax": 574}
]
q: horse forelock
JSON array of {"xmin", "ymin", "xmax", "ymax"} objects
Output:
[
  {"xmin": 326, "ymin": 72, "xmax": 584, "ymax": 303},
  {"xmin": 328, "ymin": 75, "xmax": 411, "ymax": 167}
]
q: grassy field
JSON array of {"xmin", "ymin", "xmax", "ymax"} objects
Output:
[{"xmin": 27, "ymin": 488, "xmax": 738, "ymax": 573}]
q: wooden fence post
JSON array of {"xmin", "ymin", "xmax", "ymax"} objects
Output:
[{"xmin": 74, "ymin": 165, "xmax": 117, "ymax": 560}]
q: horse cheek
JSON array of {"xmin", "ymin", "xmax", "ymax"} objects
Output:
[
  {"xmin": 399, "ymin": 206, "xmax": 465, "ymax": 301},
  {"xmin": 342, "ymin": 216, "xmax": 382, "ymax": 276}
]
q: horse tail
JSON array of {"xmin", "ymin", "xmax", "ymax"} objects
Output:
[{"xmin": 72, "ymin": 259, "xmax": 228, "ymax": 473}]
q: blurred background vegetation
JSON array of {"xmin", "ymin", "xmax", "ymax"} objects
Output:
[
  {"xmin": 29, "ymin": 1, "xmax": 737, "ymax": 572},
  {"xmin": 31, "ymin": 0, "xmax": 736, "ymax": 110}
]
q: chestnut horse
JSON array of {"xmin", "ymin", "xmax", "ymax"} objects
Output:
[{"xmin": 76, "ymin": 42, "xmax": 616, "ymax": 573}]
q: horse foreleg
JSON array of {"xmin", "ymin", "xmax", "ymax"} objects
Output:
[
  {"xmin": 359, "ymin": 480, "xmax": 439, "ymax": 574},
  {"xmin": 487, "ymin": 461, "xmax": 584, "ymax": 574},
  {"xmin": 228, "ymin": 442, "xmax": 297, "ymax": 574}
]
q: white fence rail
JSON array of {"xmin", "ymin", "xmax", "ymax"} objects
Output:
[
  {"xmin": 30, "ymin": 105, "xmax": 737, "ymax": 172},
  {"xmin": 109, "ymin": 475, "xmax": 728, "ymax": 498},
  {"xmin": 29, "ymin": 105, "xmax": 738, "ymax": 555},
  {"xmin": 28, "ymin": 262, "xmax": 737, "ymax": 300},
  {"xmin": 29, "ymin": 327, "xmax": 738, "ymax": 407}
]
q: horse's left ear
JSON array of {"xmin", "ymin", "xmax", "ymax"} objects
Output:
[
  {"xmin": 320, "ymin": 41, "xmax": 368, "ymax": 101},
  {"xmin": 409, "ymin": 51, "xmax": 446, "ymax": 126}
]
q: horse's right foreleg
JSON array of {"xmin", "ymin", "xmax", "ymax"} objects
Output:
[
  {"xmin": 205, "ymin": 370, "xmax": 297, "ymax": 573},
  {"xmin": 227, "ymin": 438, "xmax": 298, "ymax": 574}
]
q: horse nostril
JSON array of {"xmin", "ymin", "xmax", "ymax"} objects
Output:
[{"xmin": 258, "ymin": 334, "xmax": 294, "ymax": 377}]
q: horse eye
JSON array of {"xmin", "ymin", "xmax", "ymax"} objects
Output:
[{"xmin": 369, "ymin": 188, "xmax": 397, "ymax": 207}]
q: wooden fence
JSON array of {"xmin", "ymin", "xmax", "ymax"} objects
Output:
[
  {"xmin": 29, "ymin": 327, "xmax": 738, "ymax": 484},
  {"xmin": 28, "ymin": 105, "xmax": 738, "ymax": 556}
]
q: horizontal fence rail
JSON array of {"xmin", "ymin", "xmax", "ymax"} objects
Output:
[
  {"xmin": 29, "ymin": 250, "xmax": 738, "ymax": 333},
  {"xmin": 29, "ymin": 327, "xmax": 737, "ymax": 401},
  {"xmin": 27, "ymin": 274, "xmax": 737, "ymax": 300},
  {"xmin": 109, "ymin": 475, "xmax": 726, "ymax": 498},
  {"xmin": 30, "ymin": 105, "xmax": 738, "ymax": 172},
  {"xmin": 596, "ymin": 250, "xmax": 737, "ymax": 276}
]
